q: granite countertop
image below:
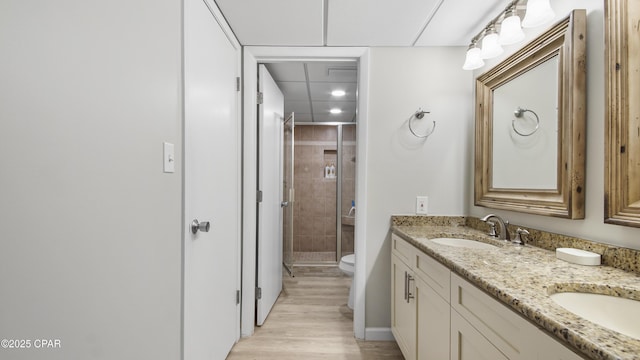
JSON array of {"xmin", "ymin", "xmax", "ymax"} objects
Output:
[{"xmin": 391, "ymin": 221, "xmax": 640, "ymax": 360}]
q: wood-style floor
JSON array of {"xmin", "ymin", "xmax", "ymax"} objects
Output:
[{"xmin": 227, "ymin": 266, "xmax": 404, "ymax": 359}]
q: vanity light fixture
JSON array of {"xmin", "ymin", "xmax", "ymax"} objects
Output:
[
  {"xmin": 499, "ymin": 6, "xmax": 525, "ymax": 45},
  {"xmin": 331, "ymin": 90, "xmax": 346, "ymax": 97},
  {"xmin": 462, "ymin": 0, "xmax": 555, "ymax": 70},
  {"xmin": 462, "ymin": 39, "xmax": 485, "ymax": 70},
  {"xmin": 330, "ymin": 108, "xmax": 342, "ymax": 114},
  {"xmin": 522, "ymin": 0, "xmax": 555, "ymax": 28},
  {"xmin": 480, "ymin": 24, "xmax": 503, "ymax": 59}
]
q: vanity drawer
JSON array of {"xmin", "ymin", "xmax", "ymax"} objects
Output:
[
  {"xmin": 450, "ymin": 273, "xmax": 536, "ymax": 360},
  {"xmin": 391, "ymin": 234, "xmax": 416, "ymax": 267},
  {"xmin": 415, "ymin": 251, "xmax": 450, "ymax": 302}
]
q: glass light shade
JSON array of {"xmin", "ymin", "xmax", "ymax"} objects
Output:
[
  {"xmin": 462, "ymin": 47, "xmax": 484, "ymax": 70},
  {"xmin": 522, "ymin": 0, "xmax": 555, "ymax": 28},
  {"xmin": 499, "ymin": 14, "xmax": 525, "ymax": 45},
  {"xmin": 481, "ymin": 31, "xmax": 503, "ymax": 59}
]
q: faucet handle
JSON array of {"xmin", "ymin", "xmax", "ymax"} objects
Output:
[
  {"xmin": 486, "ymin": 221, "xmax": 497, "ymax": 237},
  {"xmin": 513, "ymin": 228, "xmax": 530, "ymax": 245}
]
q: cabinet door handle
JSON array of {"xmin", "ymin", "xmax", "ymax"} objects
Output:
[
  {"xmin": 407, "ymin": 274, "xmax": 415, "ymax": 302},
  {"xmin": 403, "ymin": 271, "xmax": 408, "ymax": 301}
]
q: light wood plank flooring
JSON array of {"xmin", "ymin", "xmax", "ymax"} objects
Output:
[{"xmin": 227, "ymin": 266, "xmax": 404, "ymax": 359}]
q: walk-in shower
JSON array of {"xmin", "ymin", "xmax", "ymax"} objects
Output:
[{"xmin": 290, "ymin": 123, "xmax": 356, "ymax": 265}]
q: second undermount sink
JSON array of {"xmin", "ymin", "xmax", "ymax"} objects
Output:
[
  {"xmin": 429, "ymin": 238, "xmax": 498, "ymax": 250},
  {"xmin": 550, "ymin": 291, "xmax": 640, "ymax": 340}
]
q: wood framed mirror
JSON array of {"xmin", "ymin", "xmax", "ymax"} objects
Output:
[
  {"xmin": 474, "ymin": 10, "xmax": 586, "ymax": 218},
  {"xmin": 605, "ymin": 0, "xmax": 640, "ymax": 227}
]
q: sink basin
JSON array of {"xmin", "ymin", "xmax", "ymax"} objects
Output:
[
  {"xmin": 550, "ymin": 292, "xmax": 640, "ymax": 340},
  {"xmin": 429, "ymin": 238, "xmax": 497, "ymax": 250}
]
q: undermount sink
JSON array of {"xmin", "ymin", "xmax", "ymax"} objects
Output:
[
  {"xmin": 550, "ymin": 291, "xmax": 640, "ymax": 340},
  {"xmin": 429, "ymin": 238, "xmax": 498, "ymax": 250}
]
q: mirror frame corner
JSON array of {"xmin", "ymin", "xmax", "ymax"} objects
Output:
[{"xmin": 474, "ymin": 9, "xmax": 587, "ymax": 219}]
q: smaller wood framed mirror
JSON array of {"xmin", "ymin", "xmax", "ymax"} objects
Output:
[
  {"xmin": 474, "ymin": 10, "xmax": 586, "ymax": 218},
  {"xmin": 605, "ymin": 0, "xmax": 640, "ymax": 227}
]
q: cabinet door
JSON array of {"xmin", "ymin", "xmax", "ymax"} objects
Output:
[
  {"xmin": 391, "ymin": 254, "xmax": 416, "ymax": 360},
  {"xmin": 416, "ymin": 275, "xmax": 450, "ymax": 360},
  {"xmin": 535, "ymin": 328, "xmax": 585, "ymax": 360},
  {"xmin": 451, "ymin": 310, "xmax": 508, "ymax": 360}
]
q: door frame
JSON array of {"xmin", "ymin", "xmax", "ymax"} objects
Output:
[{"xmin": 241, "ymin": 47, "xmax": 370, "ymax": 339}]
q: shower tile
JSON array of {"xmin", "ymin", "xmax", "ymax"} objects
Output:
[
  {"xmin": 294, "ymin": 161, "xmax": 311, "ymax": 179},
  {"xmin": 325, "ymin": 216, "xmax": 337, "ymax": 235},
  {"xmin": 313, "ymin": 216, "xmax": 325, "ymax": 236},
  {"xmin": 314, "ymin": 126, "xmax": 337, "ymax": 141},
  {"xmin": 311, "ymin": 179, "xmax": 324, "ymax": 199},
  {"xmin": 298, "ymin": 217, "xmax": 313, "ymax": 236},
  {"xmin": 295, "ymin": 126, "xmax": 313, "ymax": 141},
  {"xmin": 311, "ymin": 234, "xmax": 324, "ymax": 251},
  {"xmin": 325, "ymin": 236, "xmax": 337, "ymax": 252},
  {"xmin": 299, "ymin": 235, "xmax": 312, "ymax": 251}
]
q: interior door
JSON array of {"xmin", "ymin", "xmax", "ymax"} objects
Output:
[
  {"xmin": 256, "ymin": 64, "xmax": 284, "ymax": 326},
  {"xmin": 183, "ymin": 0, "xmax": 240, "ymax": 358},
  {"xmin": 282, "ymin": 113, "xmax": 295, "ymax": 275}
]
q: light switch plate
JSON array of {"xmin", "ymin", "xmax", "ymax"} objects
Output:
[
  {"xmin": 163, "ymin": 142, "xmax": 175, "ymax": 173},
  {"xmin": 416, "ymin": 196, "xmax": 428, "ymax": 215}
]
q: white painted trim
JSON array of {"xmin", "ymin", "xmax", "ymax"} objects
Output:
[
  {"xmin": 354, "ymin": 49, "xmax": 370, "ymax": 340},
  {"xmin": 241, "ymin": 49, "xmax": 258, "ymax": 337},
  {"xmin": 365, "ymin": 327, "xmax": 395, "ymax": 341},
  {"xmin": 241, "ymin": 46, "xmax": 370, "ymax": 339}
]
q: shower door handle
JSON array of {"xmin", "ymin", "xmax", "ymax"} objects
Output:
[{"xmin": 280, "ymin": 201, "xmax": 289, "ymax": 208}]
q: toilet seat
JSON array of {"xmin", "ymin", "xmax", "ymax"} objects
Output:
[{"xmin": 339, "ymin": 254, "xmax": 355, "ymax": 275}]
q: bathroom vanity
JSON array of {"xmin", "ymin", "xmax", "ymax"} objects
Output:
[{"xmin": 390, "ymin": 216, "xmax": 640, "ymax": 360}]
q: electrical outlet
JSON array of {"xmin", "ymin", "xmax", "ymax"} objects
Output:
[{"xmin": 416, "ymin": 196, "xmax": 428, "ymax": 215}]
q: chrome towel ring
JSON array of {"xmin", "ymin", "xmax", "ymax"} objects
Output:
[
  {"xmin": 409, "ymin": 108, "xmax": 436, "ymax": 138},
  {"xmin": 512, "ymin": 107, "xmax": 539, "ymax": 136}
]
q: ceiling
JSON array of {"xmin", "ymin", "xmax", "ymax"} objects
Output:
[
  {"xmin": 215, "ymin": 0, "xmax": 508, "ymax": 122},
  {"xmin": 264, "ymin": 62, "xmax": 357, "ymax": 123}
]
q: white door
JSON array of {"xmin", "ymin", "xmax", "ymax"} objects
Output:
[
  {"xmin": 256, "ymin": 64, "xmax": 285, "ymax": 326},
  {"xmin": 184, "ymin": 0, "xmax": 240, "ymax": 358}
]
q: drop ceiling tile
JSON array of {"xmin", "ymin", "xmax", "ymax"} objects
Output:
[
  {"xmin": 327, "ymin": 0, "xmax": 440, "ymax": 46},
  {"xmin": 276, "ymin": 82, "xmax": 309, "ymax": 102},
  {"xmin": 414, "ymin": 0, "xmax": 505, "ymax": 46},
  {"xmin": 292, "ymin": 113, "xmax": 313, "ymax": 122},
  {"xmin": 285, "ymin": 100, "xmax": 312, "ymax": 114},
  {"xmin": 215, "ymin": 0, "xmax": 324, "ymax": 45},
  {"xmin": 305, "ymin": 62, "xmax": 358, "ymax": 82},
  {"xmin": 309, "ymin": 83, "xmax": 357, "ymax": 101},
  {"xmin": 312, "ymin": 100, "xmax": 357, "ymax": 114},
  {"xmin": 265, "ymin": 63, "xmax": 306, "ymax": 82}
]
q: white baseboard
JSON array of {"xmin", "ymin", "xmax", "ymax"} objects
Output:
[{"xmin": 364, "ymin": 327, "xmax": 395, "ymax": 341}]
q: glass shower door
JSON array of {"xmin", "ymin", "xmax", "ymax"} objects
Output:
[{"xmin": 282, "ymin": 113, "xmax": 295, "ymax": 275}]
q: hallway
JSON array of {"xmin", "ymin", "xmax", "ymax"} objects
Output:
[{"xmin": 227, "ymin": 267, "xmax": 403, "ymax": 359}]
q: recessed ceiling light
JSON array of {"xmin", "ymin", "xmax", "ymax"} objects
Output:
[
  {"xmin": 330, "ymin": 108, "xmax": 342, "ymax": 114},
  {"xmin": 331, "ymin": 90, "xmax": 346, "ymax": 97}
]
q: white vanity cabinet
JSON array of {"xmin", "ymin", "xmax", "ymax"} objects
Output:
[
  {"xmin": 391, "ymin": 234, "xmax": 585, "ymax": 360},
  {"xmin": 391, "ymin": 234, "xmax": 450, "ymax": 360}
]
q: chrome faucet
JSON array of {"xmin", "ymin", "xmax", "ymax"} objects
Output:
[{"xmin": 480, "ymin": 214, "xmax": 510, "ymax": 241}]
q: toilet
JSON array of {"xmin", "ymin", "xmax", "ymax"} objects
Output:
[{"xmin": 339, "ymin": 254, "xmax": 355, "ymax": 309}]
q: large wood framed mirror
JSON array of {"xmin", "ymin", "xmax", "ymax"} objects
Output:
[
  {"xmin": 475, "ymin": 10, "xmax": 586, "ymax": 218},
  {"xmin": 605, "ymin": 0, "xmax": 640, "ymax": 227}
]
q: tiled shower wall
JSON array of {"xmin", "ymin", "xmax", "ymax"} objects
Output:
[{"xmin": 293, "ymin": 125, "xmax": 356, "ymax": 256}]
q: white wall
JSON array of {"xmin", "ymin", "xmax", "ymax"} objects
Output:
[
  {"xmin": 364, "ymin": 47, "xmax": 471, "ymax": 328},
  {"xmin": 0, "ymin": 1, "xmax": 183, "ymax": 359},
  {"xmin": 469, "ymin": 0, "xmax": 640, "ymax": 250}
]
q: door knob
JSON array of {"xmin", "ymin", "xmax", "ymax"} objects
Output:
[
  {"xmin": 281, "ymin": 201, "xmax": 289, "ymax": 208},
  {"xmin": 191, "ymin": 219, "xmax": 211, "ymax": 234}
]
